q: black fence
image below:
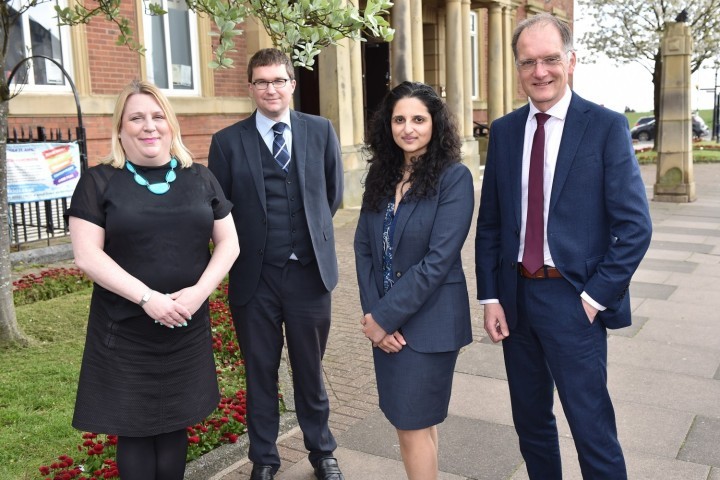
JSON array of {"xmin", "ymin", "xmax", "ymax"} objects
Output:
[{"xmin": 7, "ymin": 125, "xmax": 86, "ymax": 250}]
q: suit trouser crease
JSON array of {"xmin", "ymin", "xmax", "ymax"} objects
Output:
[
  {"xmin": 502, "ymin": 275, "xmax": 627, "ymax": 480},
  {"xmin": 231, "ymin": 261, "xmax": 336, "ymax": 468}
]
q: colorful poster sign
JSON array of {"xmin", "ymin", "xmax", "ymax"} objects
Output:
[{"xmin": 7, "ymin": 142, "xmax": 81, "ymax": 203}]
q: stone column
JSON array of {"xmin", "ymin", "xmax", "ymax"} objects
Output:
[
  {"xmin": 462, "ymin": 0, "xmax": 474, "ymax": 138},
  {"xmin": 502, "ymin": 6, "xmax": 515, "ymax": 113},
  {"xmin": 487, "ymin": 4, "xmax": 504, "ymax": 124},
  {"xmin": 392, "ymin": 0, "xmax": 413, "ymax": 85},
  {"xmin": 445, "ymin": 0, "xmax": 464, "ymax": 133},
  {"xmin": 411, "ymin": 0, "xmax": 425, "ymax": 82},
  {"xmin": 654, "ymin": 21, "xmax": 696, "ymax": 202},
  {"xmin": 318, "ymin": 41, "xmax": 355, "ymax": 206}
]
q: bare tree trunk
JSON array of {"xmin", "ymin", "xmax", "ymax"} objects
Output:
[{"xmin": 0, "ymin": 99, "xmax": 29, "ymax": 347}]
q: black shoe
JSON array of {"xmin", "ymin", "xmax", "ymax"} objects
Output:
[
  {"xmin": 313, "ymin": 457, "xmax": 344, "ymax": 480},
  {"xmin": 250, "ymin": 464, "xmax": 275, "ymax": 480}
]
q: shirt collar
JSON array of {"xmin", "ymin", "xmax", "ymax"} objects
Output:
[
  {"xmin": 528, "ymin": 85, "xmax": 572, "ymax": 122},
  {"xmin": 255, "ymin": 110, "xmax": 292, "ymax": 136}
]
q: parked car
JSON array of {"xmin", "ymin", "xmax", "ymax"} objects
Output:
[
  {"xmin": 630, "ymin": 116, "xmax": 710, "ymax": 142},
  {"xmin": 634, "ymin": 116, "xmax": 654, "ymax": 128}
]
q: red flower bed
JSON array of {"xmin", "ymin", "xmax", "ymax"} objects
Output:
[{"xmin": 36, "ymin": 280, "xmax": 246, "ymax": 479}]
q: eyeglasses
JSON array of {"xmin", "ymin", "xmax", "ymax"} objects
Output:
[
  {"xmin": 516, "ymin": 55, "xmax": 565, "ymax": 71},
  {"xmin": 251, "ymin": 79, "xmax": 291, "ymax": 90}
]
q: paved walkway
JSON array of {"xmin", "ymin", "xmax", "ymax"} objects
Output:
[{"xmin": 211, "ymin": 163, "xmax": 720, "ymax": 480}]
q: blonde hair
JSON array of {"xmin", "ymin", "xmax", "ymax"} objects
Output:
[{"xmin": 102, "ymin": 79, "xmax": 193, "ymax": 168}]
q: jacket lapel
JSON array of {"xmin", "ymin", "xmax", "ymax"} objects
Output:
[
  {"xmin": 241, "ymin": 113, "xmax": 267, "ymax": 212},
  {"xmin": 391, "ymin": 200, "xmax": 419, "ymax": 251},
  {"xmin": 509, "ymin": 106, "xmax": 530, "ymax": 230},
  {"xmin": 290, "ymin": 110, "xmax": 307, "ymax": 195},
  {"xmin": 550, "ymin": 93, "xmax": 590, "ymax": 213}
]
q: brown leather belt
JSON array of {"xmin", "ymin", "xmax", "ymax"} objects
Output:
[{"xmin": 519, "ymin": 264, "xmax": 563, "ymax": 279}]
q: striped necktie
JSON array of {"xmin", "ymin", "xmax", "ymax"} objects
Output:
[{"xmin": 272, "ymin": 122, "xmax": 291, "ymax": 172}]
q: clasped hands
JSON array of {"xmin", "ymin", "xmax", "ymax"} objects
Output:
[
  {"xmin": 142, "ymin": 286, "xmax": 204, "ymax": 329},
  {"xmin": 361, "ymin": 313, "xmax": 406, "ymax": 354}
]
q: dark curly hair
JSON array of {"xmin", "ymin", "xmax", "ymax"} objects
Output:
[{"xmin": 361, "ymin": 81, "xmax": 462, "ymax": 211}]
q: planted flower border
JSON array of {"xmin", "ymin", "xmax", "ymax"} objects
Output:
[{"xmin": 12, "ymin": 269, "xmax": 247, "ymax": 480}]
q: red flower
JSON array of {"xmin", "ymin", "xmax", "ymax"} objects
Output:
[
  {"xmin": 39, "ymin": 466, "xmax": 50, "ymax": 475},
  {"xmin": 188, "ymin": 435, "xmax": 200, "ymax": 444}
]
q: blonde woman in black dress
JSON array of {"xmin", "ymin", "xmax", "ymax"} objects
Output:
[
  {"xmin": 67, "ymin": 80, "xmax": 239, "ymax": 480},
  {"xmin": 354, "ymin": 82, "xmax": 474, "ymax": 479}
]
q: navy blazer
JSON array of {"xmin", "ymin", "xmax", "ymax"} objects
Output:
[
  {"xmin": 475, "ymin": 93, "xmax": 652, "ymax": 329},
  {"xmin": 354, "ymin": 163, "xmax": 475, "ymax": 353},
  {"xmin": 208, "ymin": 110, "xmax": 343, "ymax": 306}
]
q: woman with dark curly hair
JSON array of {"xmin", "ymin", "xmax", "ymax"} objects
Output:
[{"xmin": 354, "ymin": 81, "xmax": 475, "ymax": 479}]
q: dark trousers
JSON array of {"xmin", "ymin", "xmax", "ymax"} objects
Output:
[
  {"xmin": 230, "ymin": 260, "xmax": 336, "ymax": 471},
  {"xmin": 502, "ymin": 275, "xmax": 627, "ymax": 480}
]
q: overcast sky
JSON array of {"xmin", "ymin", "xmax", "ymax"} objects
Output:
[{"xmin": 571, "ymin": 3, "xmax": 717, "ymax": 114}]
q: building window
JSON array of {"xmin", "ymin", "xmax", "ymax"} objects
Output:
[
  {"xmin": 143, "ymin": 0, "xmax": 200, "ymax": 94},
  {"xmin": 469, "ymin": 11, "xmax": 479, "ymax": 100},
  {"xmin": 4, "ymin": 1, "xmax": 74, "ymax": 90}
]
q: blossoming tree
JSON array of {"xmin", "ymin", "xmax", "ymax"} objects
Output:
[{"xmin": 0, "ymin": 0, "xmax": 393, "ymax": 347}]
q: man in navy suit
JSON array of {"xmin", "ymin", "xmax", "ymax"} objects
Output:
[
  {"xmin": 475, "ymin": 14, "xmax": 652, "ymax": 479},
  {"xmin": 208, "ymin": 48, "xmax": 344, "ymax": 480}
]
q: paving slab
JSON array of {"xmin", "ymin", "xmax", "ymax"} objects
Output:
[
  {"xmin": 629, "ymin": 281, "xmax": 677, "ymax": 300},
  {"xmin": 447, "ymin": 371, "xmax": 514, "ymax": 426},
  {"xmin": 338, "ymin": 410, "xmax": 523, "ymax": 480},
  {"xmin": 509, "ymin": 436, "xmax": 711, "ymax": 480},
  {"xmin": 634, "ymin": 314, "xmax": 720, "ymax": 350},
  {"xmin": 608, "ymin": 315, "xmax": 648, "ymax": 338},
  {"xmin": 609, "ymin": 363, "xmax": 720, "ymax": 417},
  {"xmin": 635, "ymin": 257, "xmax": 698, "ymax": 273},
  {"xmin": 607, "ymin": 336, "xmax": 720, "ymax": 378},
  {"xmin": 276, "ymin": 447, "xmax": 466, "ymax": 480},
  {"xmin": 678, "ymin": 416, "xmax": 720, "ymax": 468},
  {"xmin": 454, "ymin": 342, "xmax": 507, "ymax": 380}
]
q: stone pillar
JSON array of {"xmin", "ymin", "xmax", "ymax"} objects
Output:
[
  {"xmin": 318, "ymin": 41, "xmax": 356, "ymax": 207},
  {"xmin": 344, "ymin": 38, "xmax": 367, "ymax": 207},
  {"xmin": 462, "ymin": 0, "xmax": 474, "ymax": 138},
  {"xmin": 411, "ymin": 0, "xmax": 425, "ymax": 82},
  {"xmin": 487, "ymin": 4, "xmax": 504, "ymax": 124},
  {"xmin": 502, "ymin": 6, "xmax": 515, "ymax": 113},
  {"xmin": 392, "ymin": 0, "xmax": 413, "ymax": 85},
  {"xmin": 654, "ymin": 21, "xmax": 696, "ymax": 202},
  {"xmin": 445, "ymin": 0, "xmax": 464, "ymax": 133}
]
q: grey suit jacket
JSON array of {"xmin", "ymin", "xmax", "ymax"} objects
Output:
[
  {"xmin": 354, "ymin": 163, "xmax": 475, "ymax": 353},
  {"xmin": 475, "ymin": 92, "xmax": 652, "ymax": 329},
  {"xmin": 208, "ymin": 110, "xmax": 343, "ymax": 306}
]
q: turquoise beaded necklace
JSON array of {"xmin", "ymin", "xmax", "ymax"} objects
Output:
[{"xmin": 125, "ymin": 158, "xmax": 178, "ymax": 195}]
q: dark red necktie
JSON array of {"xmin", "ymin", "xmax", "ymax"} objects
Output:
[{"xmin": 522, "ymin": 113, "xmax": 550, "ymax": 275}]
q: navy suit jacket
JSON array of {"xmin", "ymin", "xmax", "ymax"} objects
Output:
[
  {"xmin": 208, "ymin": 110, "xmax": 343, "ymax": 306},
  {"xmin": 354, "ymin": 163, "xmax": 475, "ymax": 353},
  {"xmin": 475, "ymin": 93, "xmax": 652, "ymax": 329}
]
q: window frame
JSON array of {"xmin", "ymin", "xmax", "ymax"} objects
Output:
[
  {"xmin": 142, "ymin": 0, "xmax": 201, "ymax": 96},
  {"xmin": 6, "ymin": 0, "xmax": 75, "ymax": 93}
]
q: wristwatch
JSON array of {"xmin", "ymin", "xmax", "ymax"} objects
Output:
[{"xmin": 139, "ymin": 290, "xmax": 153, "ymax": 307}]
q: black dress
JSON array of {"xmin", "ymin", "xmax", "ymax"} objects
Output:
[{"xmin": 66, "ymin": 161, "xmax": 232, "ymax": 437}]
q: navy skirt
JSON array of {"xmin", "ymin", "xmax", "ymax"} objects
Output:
[{"xmin": 373, "ymin": 344, "xmax": 459, "ymax": 430}]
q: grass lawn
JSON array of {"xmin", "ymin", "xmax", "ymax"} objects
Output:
[{"xmin": 0, "ymin": 289, "xmax": 92, "ymax": 480}]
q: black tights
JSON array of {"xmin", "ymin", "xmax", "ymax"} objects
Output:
[{"xmin": 116, "ymin": 429, "xmax": 188, "ymax": 480}]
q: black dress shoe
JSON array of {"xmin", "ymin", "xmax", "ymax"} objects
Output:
[
  {"xmin": 313, "ymin": 457, "xmax": 344, "ymax": 480},
  {"xmin": 250, "ymin": 464, "xmax": 274, "ymax": 480}
]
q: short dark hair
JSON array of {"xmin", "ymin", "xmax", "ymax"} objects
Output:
[
  {"xmin": 511, "ymin": 13, "xmax": 573, "ymax": 60},
  {"xmin": 247, "ymin": 48, "xmax": 295, "ymax": 82}
]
